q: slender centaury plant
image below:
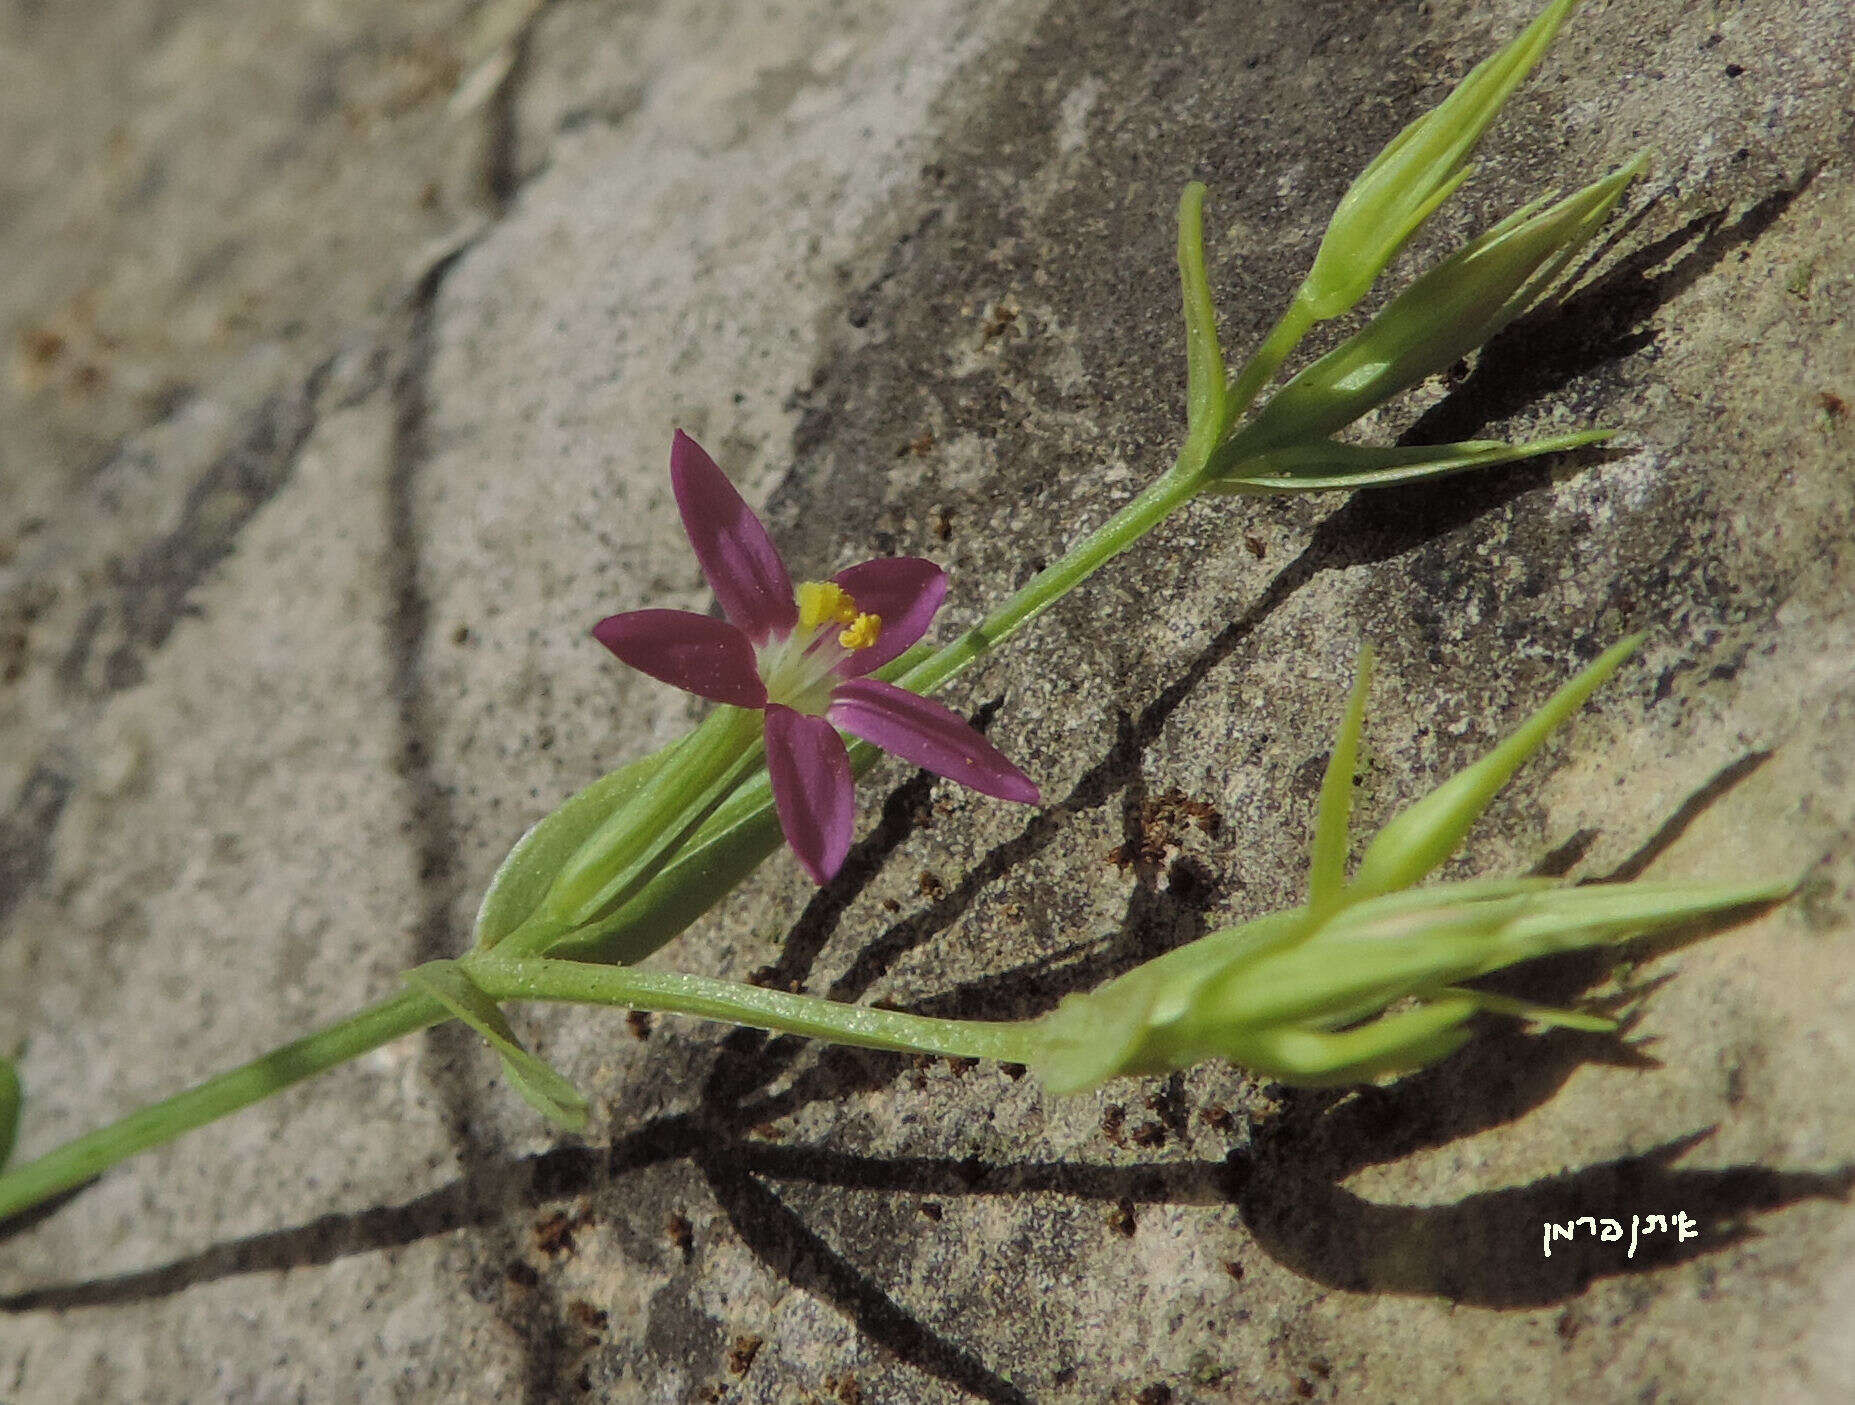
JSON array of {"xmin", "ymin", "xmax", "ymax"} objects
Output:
[{"xmin": 0, "ymin": 0, "xmax": 1782, "ymax": 1228}]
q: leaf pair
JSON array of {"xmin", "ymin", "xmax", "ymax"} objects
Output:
[{"xmin": 403, "ymin": 962, "xmax": 589, "ymax": 1132}]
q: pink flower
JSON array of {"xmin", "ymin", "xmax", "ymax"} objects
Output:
[{"xmin": 594, "ymin": 432, "xmax": 1040, "ymax": 883}]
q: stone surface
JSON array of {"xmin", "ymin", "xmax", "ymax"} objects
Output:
[{"xmin": 4, "ymin": 0, "xmax": 1853, "ymax": 1400}]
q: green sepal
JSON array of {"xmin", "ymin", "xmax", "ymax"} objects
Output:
[
  {"xmin": 1349, "ymin": 636, "xmax": 1642, "ymax": 901},
  {"xmin": 0, "ymin": 1053, "xmax": 20, "ymax": 1172},
  {"xmin": 1298, "ymin": 0, "xmax": 1582, "ymax": 319},
  {"xmin": 402, "ymin": 961, "xmax": 590, "ymax": 1132},
  {"xmin": 1220, "ymin": 996, "xmax": 1482, "ymax": 1087},
  {"xmin": 1308, "ymin": 645, "xmax": 1375, "ymax": 918},
  {"xmin": 543, "ymin": 776, "xmax": 788, "ymax": 965},
  {"xmin": 1201, "ymin": 430, "xmax": 1612, "ymax": 495},
  {"xmin": 1177, "ymin": 181, "xmax": 1231, "ymax": 458},
  {"xmin": 474, "ymin": 739, "xmax": 680, "ymax": 949},
  {"xmin": 1436, "ymin": 988, "xmax": 1616, "ymax": 1033},
  {"xmin": 545, "ymin": 731, "xmax": 882, "ymax": 966},
  {"xmin": 538, "ymin": 705, "xmax": 766, "ymax": 934}
]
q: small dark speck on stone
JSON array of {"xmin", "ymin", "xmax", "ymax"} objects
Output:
[
  {"xmin": 1101, "ymin": 1104, "xmax": 1127, "ymax": 1146},
  {"xmin": 920, "ymin": 1200, "xmax": 944, "ymax": 1221},
  {"xmin": 666, "ymin": 1210, "xmax": 695, "ymax": 1259},
  {"xmin": 534, "ymin": 1209, "xmax": 588, "ymax": 1257},
  {"xmin": 1134, "ymin": 1386, "xmax": 1173, "ymax": 1405},
  {"xmin": 1108, "ymin": 1198, "xmax": 1137, "ymax": 1237},
  {"xmin": 1725, "ymin": 63, "xmax": 1745, "ymax": 77},
  {"xmin": 727, "ymin": 1333, "xmax": 764, "ymax": 1375},
  {"xmin": 568, "ymin": 1299, "xmax": 609, "ymax": 1333},
  {"xmin": 626, "ymin": 1009, "xmax": 653, "ymax": 1040}
]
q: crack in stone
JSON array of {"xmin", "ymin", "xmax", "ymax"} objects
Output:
[
  {"xmin": 0, "ymin": 758, "xmax": 75, "ymax": 928},
  {"xmin": 54, "ymin": 370, "xmax": 330, "ymax": 700}
]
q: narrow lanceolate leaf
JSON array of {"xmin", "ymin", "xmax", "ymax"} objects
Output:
[
  {"xmin": 1231, "ymin": 155, "xmax": 1648, "ymax": 457},
  {"xmin": 1349, "ymin": 637, "xmax": 1642, "ymax": 901},
  {"xmin": 403, "ymin": 961, "xmax": 590, "ymax": 1132},
  {"xmin": 1177, "ymin": 181, "xmax": 1230, "ymax": 456},
  {"xmin": 1219, "ymin": 996, "xmax": 1482, "ymax": 1087},
  {"xmin": 1308, "ymin": 646, "xmax": 1375, "ymax": 918},
  {"xmin": 1202, "ymin": 430, "xmax": 1613, "ymax": 495},
  {"xmin": 1298, "ymin": 0, "xmax": 1583, "ymax": 319},
  {"xmin": 0, "ymin": 1055, "xmax": 20, "ymax": 1171}
]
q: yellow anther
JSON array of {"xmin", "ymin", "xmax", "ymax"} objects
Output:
[
  {"xmin": 796, "ymin": 580, "xmax": 859, "ymax": 632},
  {"xmin": 838, "ymin": 612, "xmax": 882, "ymax": 651}
]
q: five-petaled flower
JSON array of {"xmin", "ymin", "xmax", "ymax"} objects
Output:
[{"xmin": 594, "ymin": 432, "xmax": 1040, "ymax": 883}]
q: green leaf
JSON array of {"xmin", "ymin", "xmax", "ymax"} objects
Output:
[
  {"xmin": 1177, "ymin": 181, "xmax": 1230, "ymax": 456},
  {"xmin": 1202, "ymin": 430, "xmax": 1613, "ymax": 495},
  {"xmin": 1221, "ymin": 995, "xmax": 1481, "ymax": 1086},
  {"xmin": 1349, "ymin": 637, "xmax": 1642, "ymax": 901},
  {"xmin": 402, "ymin": 961, "xmax": 590, "ymax": 1132},
  {"xmin": 474, "ymin": 740, "xmax": 680, "ymax": 948},
  {"xmin": 1308, "ymin": 645, "xmax": 1375, "ymax": 917},
  {"xmin": 0, "ymin": 1054, "xmax": 20, "ymax": 1172},
  {"xmin": 1298, "ymin": 0, "xmax": 1582, "ymax": 319}
]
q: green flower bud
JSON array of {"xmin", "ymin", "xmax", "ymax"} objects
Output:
[
  {"xmin": 1298, "ymin": 0, "xmax": 1581, "ymax": 320},
  {"xmin": 1228, "ymin": 153, "xmax": 1648, "ymax": 460}
]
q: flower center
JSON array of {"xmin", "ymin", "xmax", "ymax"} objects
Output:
[{"xmin": 759, "ymin": 581, "xmax": 883, "ymax": 715}]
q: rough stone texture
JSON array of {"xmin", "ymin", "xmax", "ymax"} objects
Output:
[{"xmin": 4, "ymin": 0, "xmax": 1853, "ymax": 1400}]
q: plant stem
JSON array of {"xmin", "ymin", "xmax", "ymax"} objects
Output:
[
  {"xmin": 896, "ymin": 451, "xmax": 1205, "ymax": 698},
  {"xmin": 0, "ymin": 989, "xmax": 445, "ymax": 1224},
  {"xmin": 0, "ymin": 955, "xmax": 1043, "ymax": 1225},
  {"xmin": 469, "ymin": 956, "xmax": 1039, "ymax": 1062},
  {"xmin": 1224, "ymin": 297, "xmax": 1315, "ymax": 425}
]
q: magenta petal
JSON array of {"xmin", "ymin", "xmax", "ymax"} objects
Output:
[
  {"xmin": 592, "ymin": 609, "xmax": 767, "ymax": 708},
  {"xmin": 670, "ymin": 431, "xmax": 798, "ymax": 643},
  {"xmin": 764, "ymin": 705, "xmax": 856, "ymax": 884},
  {"xmin": 829, "ymin": 557, "xmax": 948, "ymax": 675},
  {"xmin": 828, "ymin": 678, "xmax": 1040, "ymax": 804}
]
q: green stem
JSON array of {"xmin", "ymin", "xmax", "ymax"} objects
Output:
[
  {"xmin": 469, "ymin": 956, "xmax": 1038, "ymax": 1062},
  {"xmin": 896, "ymin": 451, "xmax": 1205, "ymax": 698},
  {"xmin": 0, "ymin": 952, "xmax": 1042, "ymax": 1224},
  {"xmin": 0, "ymin": 989, "xmax": 445, "ymax": 1224},
  {"xmin": 1225, "ymin": 296, "xmax": 1316, "ymax": 425}
]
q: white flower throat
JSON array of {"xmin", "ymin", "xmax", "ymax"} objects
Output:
[{"xmin": 757, "ymin": 580, "xmax": 882, "ymax": 715}]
